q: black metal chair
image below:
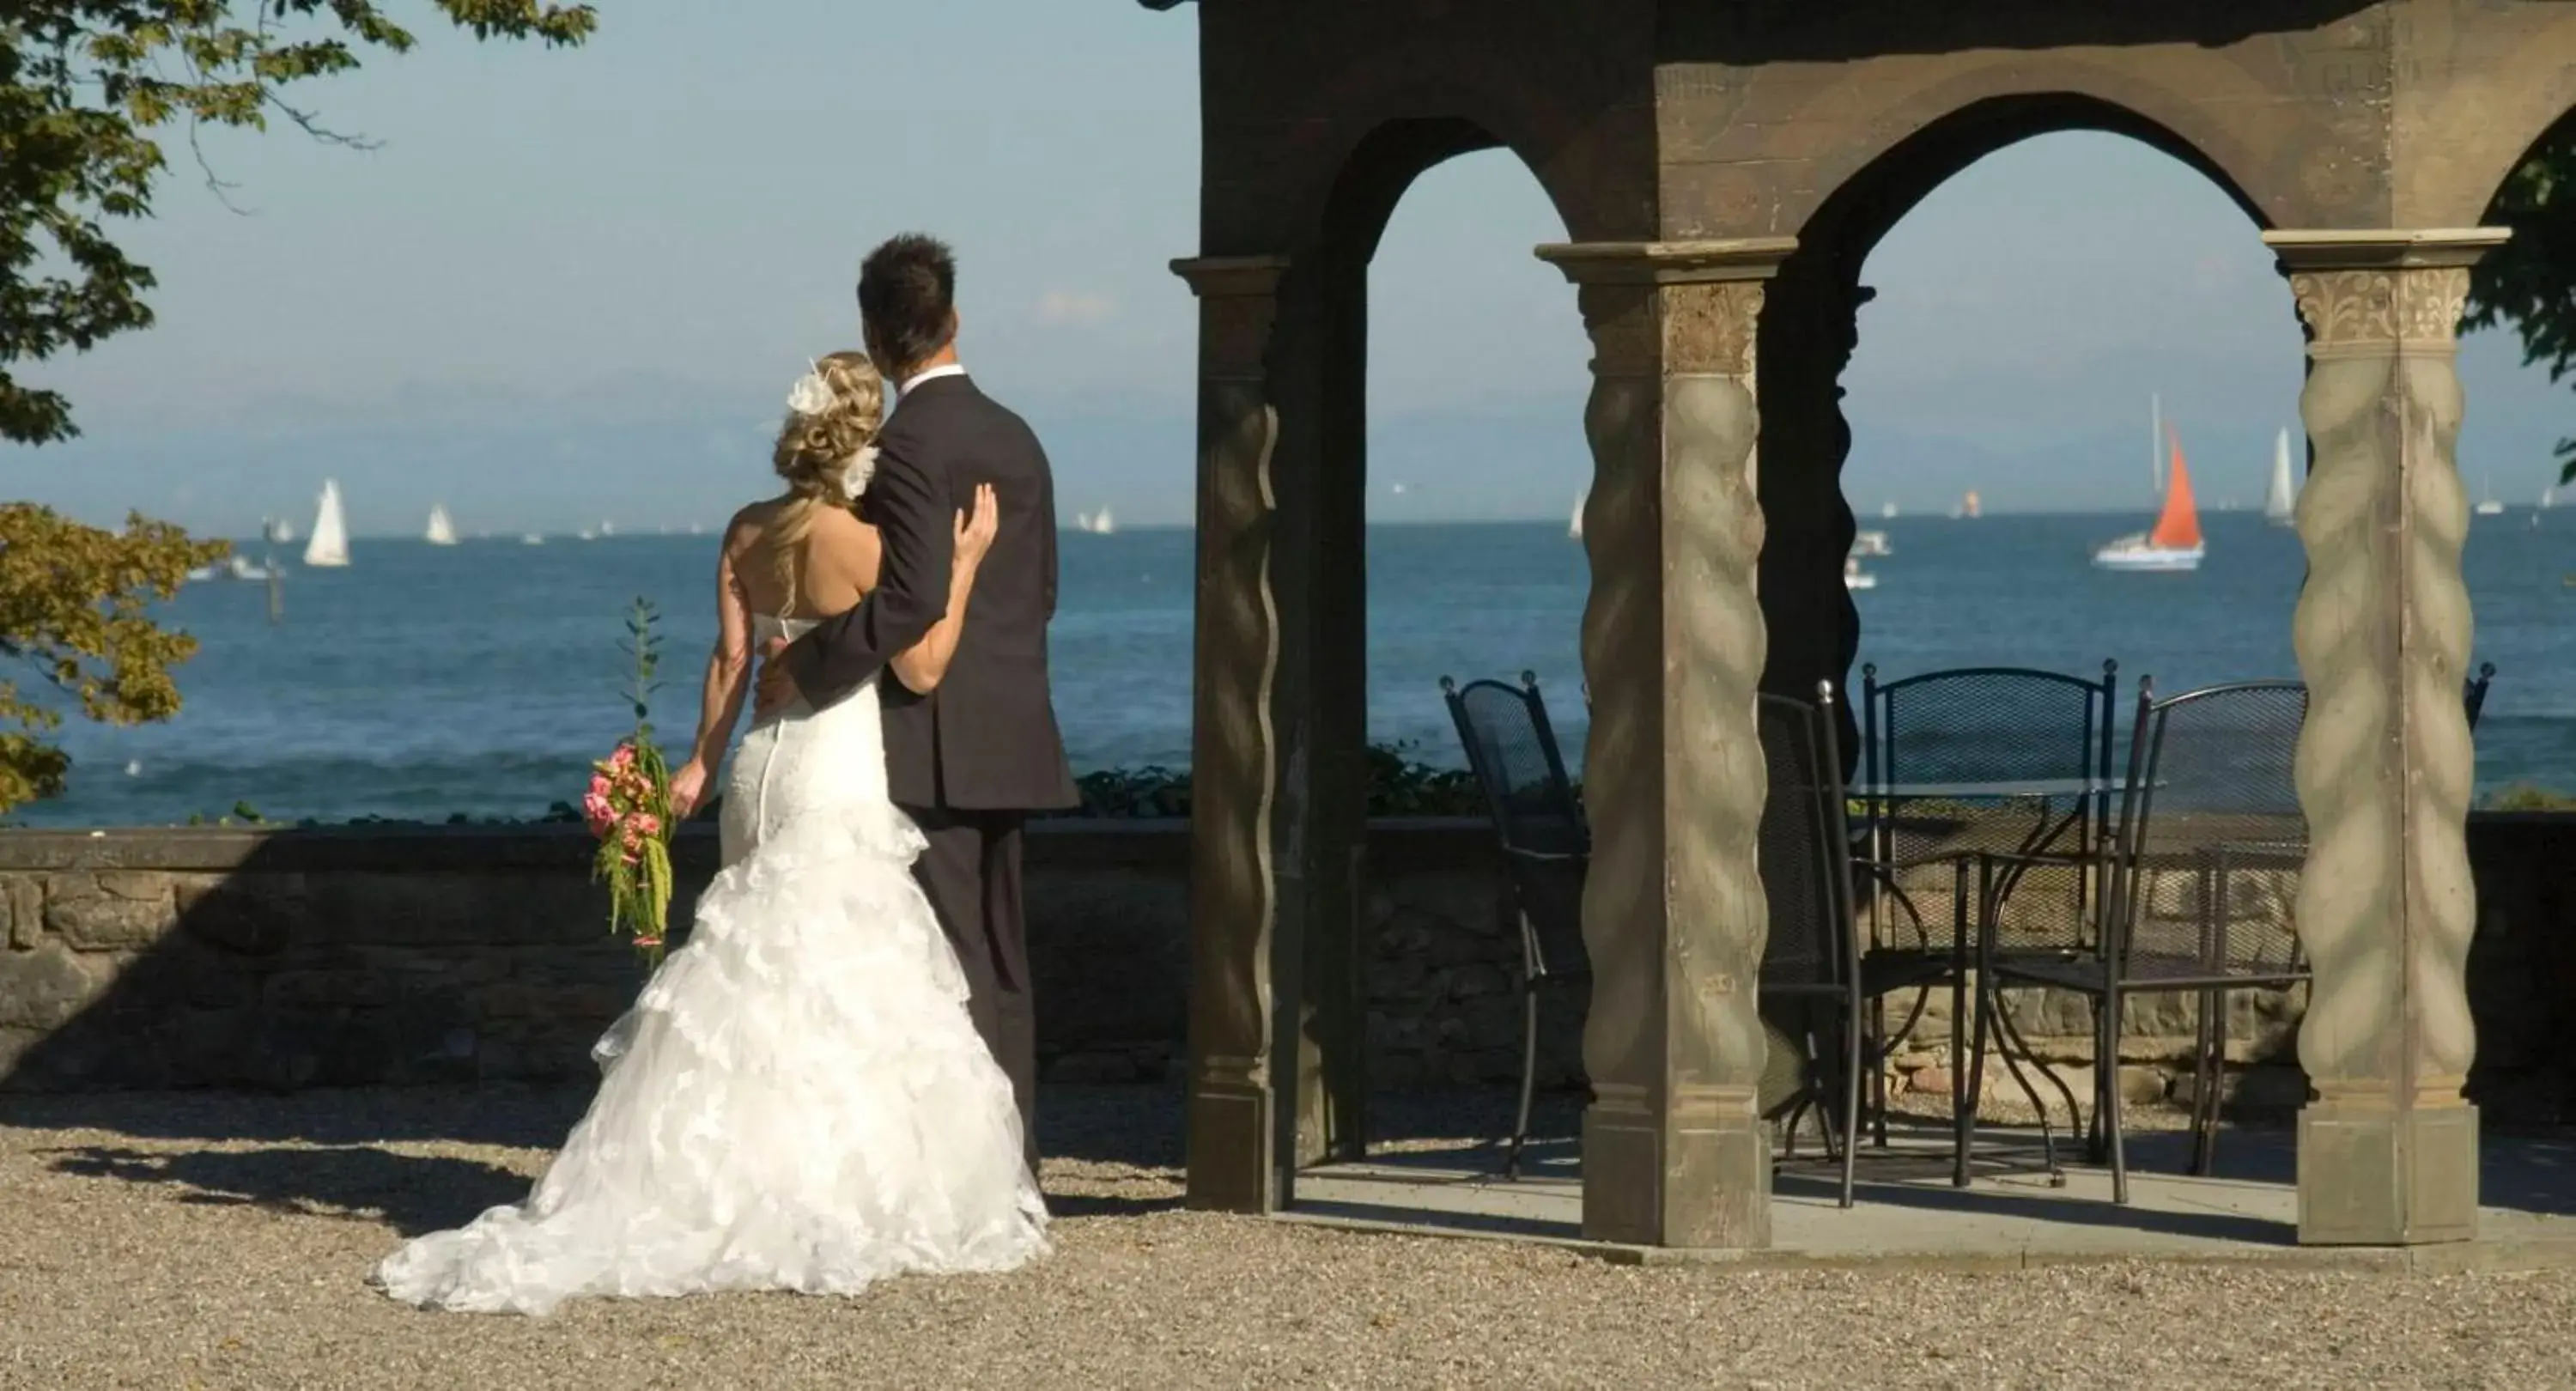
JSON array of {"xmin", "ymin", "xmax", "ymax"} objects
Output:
[
  {"xmin": 1984, "ymin": 678, "xmax": 2312, "ymax": 1204},
  {"xmin": 2466, "ymin": 662, "xmax": 2496, "ymax": 731},
  {"xmin": 1441, "ymin": 672, "xmax": 1590, "ymax": 1179},
  {"xmin": 1757, "ymin": 683, "xmax": 1868, "ymax": 1207},
  {"xmin": 1856, "ymin": 662, "xmax": 2119, "ymax": 1174}
]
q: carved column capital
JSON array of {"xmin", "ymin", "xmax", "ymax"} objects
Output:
[
  {"xmin": 2262, "ymin": 228, "xmax": 2509, "ymax": 357},
  {"xmin": 1173, "ymin": 255, "xmax": 1291, "ymax": 380},
  {"xmin": 1534, "ymin": 239, "xmax": 1795, "ymax": 381}
]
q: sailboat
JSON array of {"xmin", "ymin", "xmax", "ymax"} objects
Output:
[
  {"xmin": 1569, "ymin": 489, "xmax": 1586, "ymax": 541},
  {"xmin": 2093, "ymin": 424, "xmax": 2204, "ymax": 572},
  {"xmin": 303, "ymin": 480, "xmax": 350, "ymax": 568},
  {"xmin": 424, "ymin": 505, "xmax": 458, "ymax": 546},
  {"xmin": 1074, "ymin": 507, "xmax": 1117, "ymax": 536},
  {"xmin": 2264, "ymin": 428, "xmax": 2299, "ymax": 527},
  {"xmin": 1843, "ymin": 556, "xmax": 1878, "ymax": 591},
  {"xmin": 2475, "ymin": 474, "xmax": 2506, "ymax": 517}
]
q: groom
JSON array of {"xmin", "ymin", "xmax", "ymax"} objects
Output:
[{"xmin": 755, "ymin": 233, "xmax": 1079, "ymax": 1167}]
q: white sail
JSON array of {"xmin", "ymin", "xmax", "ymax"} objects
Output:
[
  {"xmin": 303, "ymin": 480, "xmax": 350, "ymax": 568},
  {"xmin": 2264, "ymin": 428, "xmax": 2298, "ymax": 525},
  {"xmin": 1570, "ymin": 489, "xmax": 1586, "ymax": 541},
  {"xmin": 1092, "ymin": 507, "xmax": 1114, "ymax": 536},
  {"xmin": 424, "ymin": 505, "xmax": 458, "ymax": 546}
]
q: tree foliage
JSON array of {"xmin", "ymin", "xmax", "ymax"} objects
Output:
[
  {"xmin": 2465, "ymin": 115, "xmax": 2576, "ymax": 487},
  {"xmin": 0, "ymin": 505, "xmax": 226, "ymax": 811},
  {"xmin": 0, "ymin": 3, "xmax": 593, "ymax": 812}
]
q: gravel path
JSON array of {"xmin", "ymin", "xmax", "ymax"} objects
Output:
[{"xmin": 2, "ymin": 1084, "xmax": 2567, "ymax": 1390}]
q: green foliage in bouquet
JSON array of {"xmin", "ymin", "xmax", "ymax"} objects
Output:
[{"xmin": 584, "ymin": 598, "xmax": 675, "ymax": 965}]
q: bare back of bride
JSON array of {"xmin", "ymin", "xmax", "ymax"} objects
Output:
[{"xmin": 373, "ymin": 352, "xmax": 1047, "ymax": 1317}]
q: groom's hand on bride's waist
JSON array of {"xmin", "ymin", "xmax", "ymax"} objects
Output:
[{"xmin": 752, "ymin": 636, "xmax": 797, "ymax": 721}]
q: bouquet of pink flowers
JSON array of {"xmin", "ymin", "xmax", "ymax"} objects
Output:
[{"xmin": 585, "ymin": 598, "xmax": 676, "ymax": 964}]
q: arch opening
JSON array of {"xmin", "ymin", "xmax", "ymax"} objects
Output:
[
  {"xmin": 1260, "ymin": 122, "xmax": 1587, "ymax": 1175},
  {"xmin": 1760, "ymin": 120, "xmax": 2303, "ymax": 767}
]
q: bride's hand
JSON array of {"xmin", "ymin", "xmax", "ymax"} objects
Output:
[
  {"xmin": 669, "ymin": 759, "xmax": 710, "ymax": 819},
  {"xmin": 952, "ymin": 483, "xmax": 999, "ymax": 572}
]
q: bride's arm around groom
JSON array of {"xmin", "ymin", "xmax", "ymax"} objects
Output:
[{"xmin": 775, "ymin": 434, "xmax": 953, "ymax": 708}]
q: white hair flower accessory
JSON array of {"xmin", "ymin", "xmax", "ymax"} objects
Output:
[
  {"xmin": 843, "ymin": 446, "xmax": 879, "ymax": 501},
  {"xmin": 785, "ymin": 360, "xmax": 835, "ymax": 416}
]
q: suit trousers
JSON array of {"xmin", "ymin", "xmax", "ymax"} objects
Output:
[{"xmin": 904, "ymin": 806, "xmax": 1039, "ymax": 1171}]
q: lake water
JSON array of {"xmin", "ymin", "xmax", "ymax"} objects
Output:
[{"xmin": 21, "ymin": 512, "xmax": 2576, "ymax": 825}]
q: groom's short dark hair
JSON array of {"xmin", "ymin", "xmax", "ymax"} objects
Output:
[{"xmin": 859, "ymin": 234, "xmax": 957, "ymax": 375}]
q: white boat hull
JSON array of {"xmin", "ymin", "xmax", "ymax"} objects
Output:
[
  {"xmin": 2093, "ymin": 541, "xmax": 2203, "ymax": 572},
  {"xmin": 1844, "ymin": 572, "xmax": 1877, "ymax": 591}
]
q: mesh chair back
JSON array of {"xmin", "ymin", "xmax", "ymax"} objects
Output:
[
  {"xmin": 2465, "ymin": 663, "xmax": 2496, "ymax": 732},
  {"xmin": 1860, "ymin": 663, "xmax": 2119, "ymax": 954},
  {"xmin": 1443, "ymin": 673, "xmax": 1591, "ymax": 980},
  {"xmin": 1757, "ymin": 689, "xmax": 1860, "ymax": 990},
  {"xmin": 2111, "ymin": 681, "xmax": 2310, "ymax": 975},
  {"xmin": 1862, "ymin": 664, "xmax": 2117, "ymax": 805}
]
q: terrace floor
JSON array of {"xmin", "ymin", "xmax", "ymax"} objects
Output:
[{"xmin": 1293, "ymin": 1119, "xmax": 2576, "ymax": 1270}]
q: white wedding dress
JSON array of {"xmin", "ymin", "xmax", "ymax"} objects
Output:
[{"xmin": 374, "ymin": 617, "xmax": 1049, "ymax": 1315}]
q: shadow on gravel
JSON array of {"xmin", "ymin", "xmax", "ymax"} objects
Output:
[
  {"xmin": 41, "ymin": 1142, "xmax": 532, "ymax": 1236},
  {"xmin": 0, "ymin": 1086, "xmax": 588, "ymax": 1151}
]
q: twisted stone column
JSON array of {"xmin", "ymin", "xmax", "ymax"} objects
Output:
[
  {"xmin": 1171, "ymin": 255, "xmax": 1291, "ymax": 1213},
  {"xmin": 2264, "ymin": 228, "xmax": 2507, "ymax": 1246},
  {"xmin": 1538, "ymin": 238, "xmax": 1793, "ymax": 1248},
  {"xmin": 1755, "ymin": 250, "xmax": 1874, "ymax": 765}
]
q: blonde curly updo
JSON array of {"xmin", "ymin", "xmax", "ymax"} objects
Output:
[{"xmin": 768, "ymin": 350, "xmax": 885, "ymax": 603}]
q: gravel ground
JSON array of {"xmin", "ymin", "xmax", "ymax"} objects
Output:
[{"xmin": 2, "ymin": 1084, "xmax": 2567, "ymax": 1390}]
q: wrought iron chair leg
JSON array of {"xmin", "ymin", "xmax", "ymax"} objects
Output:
[
  {"xmin": 1951, "ymin": 861, "xmax": 1977, "ymax": 1188},
  {"xmin": 1504, "ymin": 977, "xmax": 1540, "ymax": 1181},
  {"xmin": 1990, "ymin": 989, "xmax": 2073, "ymax": 1187},
  {"xmin": 2087, "ymin": 996, "xmax": 2111, "ymax": 1163},
  {"xmin": 1867, "ymin": 999, "xmax": 1890, "ymax": 1148},
  {"xmin": 2190, "ymin": 987, "xmax": 2222, "ymax": 1177},
  {"xmin": 1840, "ymin": 992, "xmax": 1862, "ymax": 1208},
  {"xmin": 2106, "ymin": 984, "xmax": 2131, "ymax": 1206}
]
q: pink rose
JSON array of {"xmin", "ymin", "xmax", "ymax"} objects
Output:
[
  {"xmin": 610, "ymin": 744, "xmax": 636, "ymax": 770},
  {"xmin": 631, "ymin": 813, "xmax": 660, "ymax": 838}
]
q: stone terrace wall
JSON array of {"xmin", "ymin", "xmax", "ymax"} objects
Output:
[{"xmin": 0, "ymin": 816, "xmax": 2567, "ymax": 1121}]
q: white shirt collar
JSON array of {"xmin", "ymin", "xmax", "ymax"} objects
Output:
[{"xmin": 898, "ymin": 362, "xmax": 967, "ymax": 395}]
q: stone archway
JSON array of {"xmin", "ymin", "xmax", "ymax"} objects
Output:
[{"xmin": 1162, "ymin": 0, "xmax": 2557, "ymax": 1252}]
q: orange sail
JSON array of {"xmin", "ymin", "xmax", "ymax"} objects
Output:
[{"xmin": 2147, "ymin": 426, "xmax": 2202, "ymax": 550}]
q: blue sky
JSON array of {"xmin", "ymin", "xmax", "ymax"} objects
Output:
[{"xmin": 3, "ymin": 0, "xmax": 2567, "ymax": 536}]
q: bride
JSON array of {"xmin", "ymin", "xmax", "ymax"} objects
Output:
[{"xmin": 374, "ymin": 351, "xmax": 1048, "ymax": 1315}]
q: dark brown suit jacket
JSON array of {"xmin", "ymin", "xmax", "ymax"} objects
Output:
[{"xmin": 783, "ymin": 374, "xmax": 1079, "ymax": 812}]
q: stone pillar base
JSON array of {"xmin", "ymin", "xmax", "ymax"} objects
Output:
[
  {"xmin": 1582, "ymin": 1085, "xmax": 1771, "ymax": 1248},
  {"xmin": 1185, "ymin": 1074, "xmax": 1275, "ymax": 1213},
  {"xmin": 2296, "ymin": 1099, "xmax": 2480, "ymax": 1245}
]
